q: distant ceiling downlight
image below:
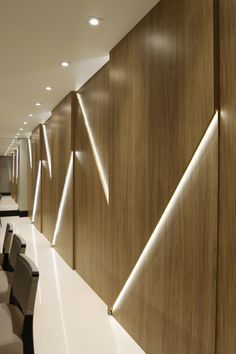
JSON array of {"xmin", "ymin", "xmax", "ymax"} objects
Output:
[{"xmin": 88, "ymin": 16, "xmax": 103, "ymax": 26}]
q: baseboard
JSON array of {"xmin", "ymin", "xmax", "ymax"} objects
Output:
[
  {"xmin": 19, "ymin": 210, "xmax": 28, "ymax": 217},
  {"xmin": 0, "ymin": 192, "xmax": 11, "ymax": 196},
  {"xmin": 0, "ymin": 210, "xmax": 19, "ymax": 217}
]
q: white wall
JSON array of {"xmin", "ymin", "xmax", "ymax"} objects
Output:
[
  {"xmin": 18, "ymin": 139, "xmax": 28, "ymax": 211},
  {"xmin": 0, "ymin": 156, "xmax": 12, "ymax": 193}
]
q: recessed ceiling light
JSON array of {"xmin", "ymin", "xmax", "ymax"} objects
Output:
[
  {"xmin": 88, "ymin": 16, "xmax": 103, "ymax": 26},
  {"xmin": 19, "ymin": 128, "xmax": 23, "ymax": 131},
  {"xmin": 60, "ymin": 61, "xmax": 70, "ymax": 67},
  {"xmin": 23, "ymin": 122, "xmax": 28, "ymax": 125},
  {"xmin": 45, "ymin": 86, "xmax": 53, "ymax": 91},
  {"xmin": 28, "ymin": 114, "xmax": 33, "ymax": 117},
  {"xmin": 15, "ymin": 136, "xmax": 17, "ymax": 138},
  {"xmin": 35, "ymin": 102, "xmax": 41, "ymax": 106},
  {"xmin": 17, "ymin": 133, "xmax": 20, "ymax": 136}
]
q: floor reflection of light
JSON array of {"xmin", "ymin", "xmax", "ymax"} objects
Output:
[
  {"xmin": 32, "ymin": 226, "xmax": 42, "ymax": 304},
  {"xmin": 112, "ymin": 111, "xmax": 218, "ymax": 312},
  {"xmin": 52, "ymin": 250, "xmax": 70, "ymax": 354}
]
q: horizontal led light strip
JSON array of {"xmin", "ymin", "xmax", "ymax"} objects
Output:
[
  {"xmin": 112, "ymin": 111, "xmax": 218, "ymax": 312},
  {"xmin": 42, "ymin": 125, "xmax": 52, "ymax": 178},
  {"xmin": 52, "ymin": 153, "xmax": 73, "ymax": 246},
  {"xmin": 28, "ymin": 138, "xmax": 33, "ymax": 169},
  {"xmin": 77, "ymin": 93, "xmax": 109, "ymax": 205},
  {"xmin": 32, "ymin": 161, "xmax": 42, "ymax": 223}
]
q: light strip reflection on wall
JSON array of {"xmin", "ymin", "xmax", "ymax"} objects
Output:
[
  {"xmin": 52, "ymin": 152, "xmax": 73, "ymax": 246},
  {"xmin": 77, "ymin": 93, "xmax": 109, "ymax": 205},
  {"xmin": 32, "ymin": 161, "xmax": 42, "ymax": 223},
  {"xmin": 12, "ymin": 152, "xmax": 15, "ymax": 179},
  {"xmin": 42, "ymin": 125, "xmax": 52, "ymax": 178},
  {"xmin": 28, "ymin": 138, "xmax": 33, "ymax": 169},
  {"xmin": 112, "ymin": 111, "xmax": 218, "ymax": 312}
]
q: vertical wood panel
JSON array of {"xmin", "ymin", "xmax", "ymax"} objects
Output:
[
  {"xmin": 74, "ymin": 64, "xmax": 111, "ymax": 303},
  {"xmin": 217, "ymin": 0, "xmax": 236, "ymax": 351},
  {"xmin": 41, "ymin": 118, "xmax": 54, "ymax": 242},
  {"xmin": 31, "ymin": 126, "xmax": 42, "ymax": 231},
  {"xmin": 41, "ymin": 93, "xmax": 74, "ymax": 267},
  {"xmin": 109, "ymin": 0, "xmax": 217, "ymax": 352}
]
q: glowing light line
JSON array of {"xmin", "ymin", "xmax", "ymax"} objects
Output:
[
  {"xmin": 112, "ymin": 111, "xmax": 218, "ymax": 312},
  {"xmin": 28, "ymin": 138, "xmax": 33, "ymax": 169},
  {"xmin": 52, "ymin": 153, "xmax": 73, "ymax": 246},
  {"xmin": 42, "ymin": 125, "xmax": 52, "ymax": 178},
  {"xmin": 32, "ymin": 161, "xmax": 42, "ymax": 223},
  {"xmin": 77, "ymin": 93, "xmax": 109, "ymax": 204}
]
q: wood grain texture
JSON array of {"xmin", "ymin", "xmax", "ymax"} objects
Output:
[
  {"xmin": 42, "ymin": 93, "xmax": 75, "ymax": 267},
  {"xmin": 110, "ymin": 0, "xmax": 215, "ymax": 304},
  {"xmin": 109, "ymin": 0, "xmax": 217, "ymax": 352},
  {"xmin": 41, "ymin": 117, "xmax": 54, "ymax": 242},
  {"xmin": 74, "ymin": 64, "xmax": 111, "ymax": 303},
  {"xmin": 114, "ymin": 123, "xmax": 218, "ymax": 354},
  {"xmin": 31, "ymin": 126, "xmax": 42, "ymax": 231},
  {"xmin": 217, "ymin": 0, "xmax": 236, "ymax": 351}
]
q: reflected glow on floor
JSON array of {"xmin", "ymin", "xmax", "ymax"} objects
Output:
[{"xmin": 0, "ymin": 216, "xmax": 144, "ymax": 354}]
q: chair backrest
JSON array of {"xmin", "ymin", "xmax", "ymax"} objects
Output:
[
  {"xmin": 11, "ymin": 254, "xmax": 39, "ymax": 354},
  {"xmin": 2, "ymin": 223, "xmax": 13, "ymax": 254},
  {"xmin": 9, "ymin": 234, "xmax": 26, "ymax": 271},
  {"xmin": 11, "ymin": 254, "xmax": 39, "ymax": 316}
]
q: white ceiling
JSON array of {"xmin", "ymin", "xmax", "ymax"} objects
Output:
[{"xmin": 0, "ymin": 0, "xmax": 159, "ymax": 156}]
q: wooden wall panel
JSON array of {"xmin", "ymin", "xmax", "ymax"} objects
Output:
[
  {"xmin": 41, "ymin": 117, "xmax": 54, "ymax": 242},
  {"xmin": 74, "ymin": 64, "xmax": 111, "ymax": 303},
  {"xmin": 41, "ymin": 93, "xmax": 74, "ymax": 267},
  {"xmin": 114, "ymin": 125, "xmax": 218, "ymax": 354},
  {"xmin": 217, "ymin": 0, "xmax": 236, "ymax": 352},
  {"xmin": 31, "ymin": 126, "xmax": 41, "ymax": 231},
  {"xmin": 110, "ymin": 0, "xmax": 215, "ymax": 302},
  {"xmin": 109, "ymin": 0, "xmax": 217, "ymax": 352}
]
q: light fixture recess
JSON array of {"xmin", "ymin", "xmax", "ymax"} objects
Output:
[
  {"xmin": 88, "ymin": 16, "xmax": 103, "ymax": 26},
  {"xmin": 60, "ymin": 61, "xmax": 70, "ymax": 67},
  {"xmin": 35, "ymin": 102, "xmax": 41, "ymax": 106},
  {"xmin": 45, "ymin": 86, "xmax": 52, "ymax": 91}
]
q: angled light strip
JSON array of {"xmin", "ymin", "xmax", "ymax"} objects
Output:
[
  {"xmin": 77, "ymin": 93, "xmax": 109, "ymax": 204},
  {"xmin": 12, "ymin": 152, "xmax": 15, "ymax": 179},
  {"xmin": 28, "ymin": 138, "xmax": 33, "ymax": 169},
  {"xmin": 112, "ymin": 111, "xmax": 218, "ymax": 312},
  {"xmin": 16, "ymin": 148, "xmax": 19, "ymax": 180},
  {"xmin": 4, "ymin": 144, "xmax": 12, "ymax": 156},
  {"xmin": 32, "ymin": 161, "xmax": 42, "ymax": 223},
  {"xmin": 52, "ymin": 152, "xmax": 73, "ymax": 246},
  {"xmin": 42, "ymin": 125, "xmax": 52, "ymax": 178}
]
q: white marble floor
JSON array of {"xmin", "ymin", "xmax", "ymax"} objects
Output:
[
  {"xmin": 0, "ymin": 195, "xmax": 18, "ymax": 211},
  {"xmin": 0, "ymin": 216, "xmax": 145, "ymax": 354}
]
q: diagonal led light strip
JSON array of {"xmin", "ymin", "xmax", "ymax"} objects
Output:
[
  {"xmin": 16, "ymin": 148, "xmax": 19, "ymax": 181},
  {"xmin": 28, "ymin": 138, "xmax": 33, "ymax": 169},
  {"xmin": 112, "ymin": 111, "xmax": 218, "ymax": 312},
  {"xmin": 77, "ymin": 93, "xmax": 109, "ymax": 205},
  {"xmin": 32, "ymin": 161, "xmax": 42, "ymax": 223},
  {"xmin": 52, "ymin": 152, "xmax": 73, "ymax": 246},
  {"xmin": 42, "ymin": 125, "xmax": 52, "ymax": 178}
]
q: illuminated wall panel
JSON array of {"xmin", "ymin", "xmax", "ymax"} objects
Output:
[
  {"xmin": 74, "ymin": 64, "xmax": 111, "ymax": 303},
  {"xmin": 41, "ymin": 93, "xmax": 75, "ymax": 267}
]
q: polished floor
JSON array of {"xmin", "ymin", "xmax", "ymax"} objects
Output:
[
  {"xmin": 0, "ymin": 195, "xmax": 18, "ymax": 211},
  {"xmin": 0, "ymin": 214, "xmax": 144, "ymax": 354}
]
